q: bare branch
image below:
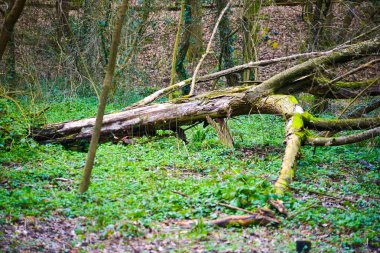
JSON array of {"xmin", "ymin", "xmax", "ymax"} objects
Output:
[
  {"xmin": 323, "ymin": 58, "xmax": 380, "ymax": 87},
  {"xmin": 189, "ymin": 0, "xmax": 232, "ymax": 96},
  {"xmin": 305, "ymin": 127, "xmax": 380, "ymax": 146},
  {"xmin": 304, "ymin": 116, "xmax": 380, "ymax": 131},
  {"xmin": 346, "ymin": 98, "xmax": 380, "ymax": 118}
]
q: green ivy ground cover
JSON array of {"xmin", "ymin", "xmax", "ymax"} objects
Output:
[{"xmin": 0, "ymin": 95, "xmax": 379, "ymax": 252}]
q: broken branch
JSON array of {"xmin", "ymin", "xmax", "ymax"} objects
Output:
[{"xmin": 305, "ymin": 127, "xmax": 380, "ymax": 146}]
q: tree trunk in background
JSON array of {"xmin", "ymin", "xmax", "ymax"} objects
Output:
[
  {"xmin": 79, "ymin": 0, "xmax": 129, "ymax": 194},
  {"xmin": 169, "ymin": 0, "xmax": 185, "ymax": 100},
  {"xmin": 186, "ymin": 0, "xmax": 203, "ymax": 62},
  {"xmin": 114, "ymin": 0, "xmax": 154, "ymax": 85},
  {"xmin": 242, "ymin": 0, "xmax": 260, "ymax": 82},
  {"xmin": 95, "ymin": 0, "xmax": 113, "ymax": 67},
  {"xmin": 5, "ymin": 31, "xmax": 16, "ymax": 85},
  {"xmin": 339, "ymin": 1, "xmax": 355, "ymax": 43},
  {"xmin": 302, "ymin": 0, "xmax": 313, "ymax": 22},
  {"xmin": 80, "ymin": 0, "xmax": 97, "ymax": 68},
  {"xmin": 0, "ymin": 0, "xmax": 26, "ymax": 61},
  {"xmin": 216, "ymin": 0, "xmax": 239, "ymax": 86},
  {"xmin": 309, "ymin": 0, "xmax": 333, "ymax": 113},
  {"xmin": 56, "ymin": 0, "xmax": 71, "ymax": 44},
  {"xmin": 175, "ymin": 0, "xmax": 192, "ymax": 95},
  {"xmin": 309, "ymin": 0, "xmax": 333, "ymax": 50}
]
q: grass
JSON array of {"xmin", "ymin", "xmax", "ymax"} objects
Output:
[{"xmin": 0, "ymin": 93, "xmax": 379, "ymax": 252}]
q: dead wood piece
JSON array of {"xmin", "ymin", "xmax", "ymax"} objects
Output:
[
  {"xmin": 170, "ymin": 191, "xmax": 279, "ymax": 227},
  {"xmin": 347, "ymin": 98, "xmax": 380, "ymax": 118},
  {"xmin": 54, "ymin": 178, "xmax": 73, "ymax": 183},
  {"xmin": 206, "ymin": 116, "xmax": 234, "ymax": 148},
  {"xmin": 304, "ymin": 116, "xmax": 380, "ymax": 131},
  {"xmin": 177, "ymin": 209, "xmax": 280, "ymax": 228},
  {"xmin": 323, "ymin": 58, "xmax": 380, "ymax": 87},
  {"xmin": 268, "ymin": 199, "xmax": 289, "ymax": 216},
  {"xmin": 210, "ymin": 209, "xmax": 280, "ymax": 227},
  {"xmin": 305, "ymin": 127, "xmax": 380, "ymax": 146},
  {"xmin": 124, "ymin": 39, "xmax": 379, "ymax": 110},
  {"xmin": 278, "ymin": 76, "xmax": 380, "ymax": 99}
]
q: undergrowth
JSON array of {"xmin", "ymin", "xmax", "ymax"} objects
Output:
[{"xmin": 0, "ymin": 94, "xmax": 379, "ymax": 252}]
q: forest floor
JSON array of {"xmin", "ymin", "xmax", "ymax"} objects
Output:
[
  {"xmin": 0, "ymin": 94, "xmax": 379, "ymax": 252},
  {"xmin": 1, "ymin": 3, "xmax": 380, "ymax": 253}
]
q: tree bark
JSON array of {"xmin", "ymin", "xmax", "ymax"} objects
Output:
[
  {"xmin": 0, "ymin": 0, "xmax": 26, "ymax": 61},
  {"xmin": 305, "ymin": 127, "xmax": 380, "ymax": 146},
  {"xmin": 242, "ymin": 0, "xmax": 260, "ymax": 81},
  {"xmin": 186, "ymin": 0, "xmax": 203, "ymax": 62},
  {"xmin": 5, "ymin": 30, "xmax": 16, "ymax": 84},
  {"xmin": 169, "ymin": 0, "xmax": 185, "ymax": 100},
  {"xmin": 79, "ymin": 0, "xmax": 129, "ymax": 194},
  {"xmin": 217, "ymin": 0, "xmax": 239, "ymax": 86}
]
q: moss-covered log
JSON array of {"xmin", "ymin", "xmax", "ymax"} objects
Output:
[
  {"xmin": 303, "ymin": 115, "xmax": 380, "ymax": 131},
  {"xmin": 32, "ymin": 38, "xmax": 380, "ymax": 146},
  {"xmin": 274, "ymin": 112, "xmax": 306, "ymax": 195}
]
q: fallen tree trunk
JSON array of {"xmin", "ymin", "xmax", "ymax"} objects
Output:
[{"xmin": 32, "ymin": 92, "xmax": 293, "ymax": 144}]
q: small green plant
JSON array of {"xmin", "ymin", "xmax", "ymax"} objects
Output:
[
  {"xmin": 188, "ymin": 218, "xmax": 209, "ymax": 240},
  {"xmin": 0, "ymin": 99, "xmax": 28, "ymax": 151}
]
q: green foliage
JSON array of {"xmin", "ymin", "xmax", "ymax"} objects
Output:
[
  {"xmin": 0, "ymin": 96, "xmax": 379, "ymax": 250},
  {"xmin": 188, "ymin": 218, "xmax": 209, "ymax": 240},
  {"xmin": 0, "ymin": 99, "xmax": 30, "ymax": 152}
]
